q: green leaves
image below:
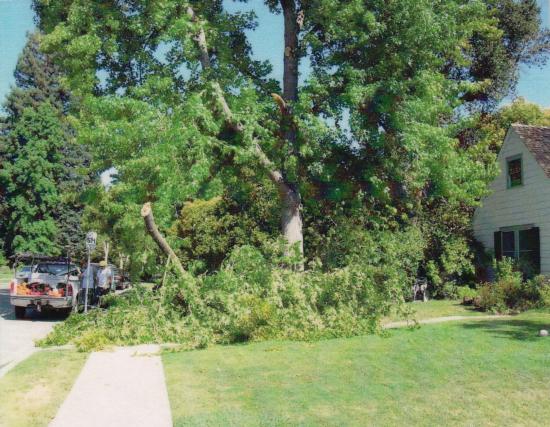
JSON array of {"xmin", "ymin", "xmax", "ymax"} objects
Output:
[
  {"xmin": 29, "ymin": 1, "xmax": 550, "ymax": 283},
  {"xmin": 1, "ymin": 105, "xmax": 65, "ymax": 255}
]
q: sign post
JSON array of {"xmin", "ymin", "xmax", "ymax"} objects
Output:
[{"xmin": 84, "ymin": 232, "xmax": 97, "ymax": 313}]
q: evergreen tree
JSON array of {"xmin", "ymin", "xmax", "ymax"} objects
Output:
[
  {"xmin": 0, "ymin": 32, "xmax": 91, "ymax": 258},
  {"xmin": 0, "ymin": 104, "xmax": 64, "ymax": 255},
  {"xmin": 3, "ymin": 32, "xmax": 70, "ymax": 120}
]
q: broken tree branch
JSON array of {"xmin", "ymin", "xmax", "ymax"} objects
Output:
[
  {"xmin": 253, "ymin": 141, "xmax": 292, "ymax": 196},
  {"xmin": 271, "ymin": 93, "xmax": 287, "ymax": 115},
  {"xmin": 141, "ymin": 202, "xmax": 186, "ymax": 279},
  {"xmin": 186, "ymin": 6, "xmax": 283, "ymax": 173},
  {"xmin": 186, "ymin": 6, "xmax": 211, "ymax": 70}
]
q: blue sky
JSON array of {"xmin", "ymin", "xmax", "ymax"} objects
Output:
[{"xmin": 1, "ymin": 0, "xmax": 549, "ymax": 107}]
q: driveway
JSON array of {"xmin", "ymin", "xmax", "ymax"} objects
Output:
[{"xmin": 0, "ymin": 280, "xmax": 64, "ymax": 378}]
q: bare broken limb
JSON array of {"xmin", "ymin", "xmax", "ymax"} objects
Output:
[
  {"xmin": 141, "ymin": 202, "xmax": 186, "ymax": 279},
  {"xmin": 186, "ymin": 5, "xmax": 304, "ymax": 268}
]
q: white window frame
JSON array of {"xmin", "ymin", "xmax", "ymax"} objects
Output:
[{"xmin": 500, "ymin": 224, "xmax": 534, "ymax": 260}]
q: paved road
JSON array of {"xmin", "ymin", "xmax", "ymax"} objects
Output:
[{"xmin": 0, "ymin": 281, "xmax": 63, "ymax": 377}]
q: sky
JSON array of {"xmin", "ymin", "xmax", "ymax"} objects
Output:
[{"xmin": 0, "ymin": 0, "xmax": 549, "ymax": 107}]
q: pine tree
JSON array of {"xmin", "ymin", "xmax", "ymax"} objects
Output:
[{"xmin": 0, "ymin": 32, "xmax": 91, "ymax": 258}]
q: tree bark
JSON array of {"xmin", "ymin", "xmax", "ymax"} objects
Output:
[
  {"xmin": 280, "ymin": 0, "xmax": 304, "ymax": 267},
  {"xmin": 281, "ymin": 0, "xmax": 299, "ymax": 103},
  {"xmin": 186, "ymin": 6, "xmax": 211, "ymax": 70},
  {"xmin": 141, "ymin": 202, "xmax": 186, "ymax": 278}
]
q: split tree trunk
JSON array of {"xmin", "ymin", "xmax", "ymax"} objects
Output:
[{"xmin": 141, "ymin": 202, "xmax": 186, "ymax": 279}]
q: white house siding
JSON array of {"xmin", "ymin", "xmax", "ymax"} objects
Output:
[{"xmin": 473, "ymin": 128, "xmax": 550, "ymax": 274}]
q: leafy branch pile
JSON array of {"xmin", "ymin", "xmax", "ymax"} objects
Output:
[{"xmin": 39, "ymin": 228, "xmax": 422, "ymax": 351}]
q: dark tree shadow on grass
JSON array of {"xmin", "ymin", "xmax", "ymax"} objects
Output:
[{"xmin": 460, "ymin": 318, "xmax": 550, "ymax": 342}]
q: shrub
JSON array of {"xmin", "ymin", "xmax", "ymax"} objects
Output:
[
  {"xmin": 474, "ymin": 259, "xmax": 549, "ymax": 313},
  {"xmin": 523, "ymin": 275, "xmax": 550, "ymax": 308},
  {"xmin": 540, "ymin": 285, "xmax": 550, "ymax": 307},
  {"xmin": 172, "ymin": 194, "xmax": 278, "ymax": 273},
  {"xmin": 476, "ymin": 282, "xmax": 508, "ymax": 313},
  {"xmin": 475, "ymin": 258, "xmax": 522, "ymax": 313},
  {"xmin": 457, "ymin": 286, "xmax": 478, "ymax": 305}
]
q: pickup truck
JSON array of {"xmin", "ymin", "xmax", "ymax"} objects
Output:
[{"xmin": 9, "ymin": 254, "xmax": 81, "ymax": 319}]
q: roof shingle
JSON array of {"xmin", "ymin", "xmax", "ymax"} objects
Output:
[{"xmin": 512, "ymin": 124, "xmax": 550, "ymax": 177}]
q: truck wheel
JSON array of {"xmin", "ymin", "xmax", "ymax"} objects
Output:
[{"xmin": 14, "ymin": 306, "xmax": 26, "ymax": 319}]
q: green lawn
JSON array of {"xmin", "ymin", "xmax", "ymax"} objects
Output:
[
  {"xmin": 385, "ymin": 299, "xmax": 484, "ymax": 323},
  {"xmin": 0, "ymin": 350, "xmax": 87, "ymax": 427},
  {"xmin": 0, "ymin": 266, "xmax": 12, "ymax": 284},
  {"xmin": 163, "ymin": 309, "xmax": 550, "ymax": 426}
]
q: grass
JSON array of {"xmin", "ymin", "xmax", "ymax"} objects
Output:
[
  {"xmin": 384, "ymin": 299, "xmax": 484, "ymax": 323},
  {"xmin": 163, "ymin": 309, "xmax": 550, "ymax": 426},
  {"xmin": 0, "ymin": 266, "xmax": 12, "ymax": 284},
  {"xmin": 0, "ymin": 350, "xmax": 87, "ymax": 427}
]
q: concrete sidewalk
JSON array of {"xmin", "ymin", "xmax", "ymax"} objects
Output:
[{"xmin": 49, "ymin": 345, "xmax": 172, "ymax": 427}]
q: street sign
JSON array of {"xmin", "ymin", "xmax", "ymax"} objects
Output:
[
  {"xmin": 85, "ymin": 231, "xmax": 97, "ymax": 252},
  {"xmin": 84, "ymin": 231, "xmax": 97, "ymax": 314}
]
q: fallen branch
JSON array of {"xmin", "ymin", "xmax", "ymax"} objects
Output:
[{"xmin": 141, "ymin": 202, "xmax": 186, "ymax": 279}]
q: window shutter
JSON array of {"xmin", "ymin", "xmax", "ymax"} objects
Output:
[
  {"xmin": 494, "ymin": 231, "xmax": 502, "ymax": 260},
  {"xmin": 529, "ymin": 227, "xmax": 541, "ymax": 274}
]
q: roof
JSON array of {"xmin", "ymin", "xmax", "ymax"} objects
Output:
[{"xmin": 511, "ymin": 124, "xmax": 550, "ymax": 177}]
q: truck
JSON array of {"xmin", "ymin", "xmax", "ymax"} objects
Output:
[{"xmin": 9, "ymin": 253, "xmax": 81, "ymax": 319}]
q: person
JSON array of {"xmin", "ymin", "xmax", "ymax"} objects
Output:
[{"xmin": 96, "ymin": 260, "xmax": 113, "ymax": 297}]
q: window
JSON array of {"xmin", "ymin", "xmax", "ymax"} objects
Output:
[
  {"xmin": 494, "ymin": 226, "xmax": 540, "ymax": 275},
  {"xmin": 34, "ymin": 263, "xmax": 79, "ymax": 275},
  {"xmin": 507, "ymin": 156, "xmax": 522, "ymax": 188}
]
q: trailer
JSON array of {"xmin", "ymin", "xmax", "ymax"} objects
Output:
[{"xmin": 9, "ymin": 253, "xmax": 81, "ymax": 319}]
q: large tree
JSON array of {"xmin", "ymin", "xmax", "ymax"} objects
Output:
[
  {"xmin": 0, "ymin": 104, "xmax": 65, "ymax": 255},
  {"xmin": 33, "ymin": 0, "xmax": 549, "ymax": 271},
  {"xmin": 462, "ymin": 0, "xmax": 550, "ymax": 108},
  {"xmin": 0, "ymin": 32, "xmax": 91, "ymax": 258}
]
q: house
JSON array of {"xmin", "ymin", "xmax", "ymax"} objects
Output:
[{"xmin": 473, "ymin": 124, "xmax": 550, "ymax": 275}]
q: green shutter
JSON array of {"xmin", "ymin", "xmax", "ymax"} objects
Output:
[
  {"xmin": 494, "ymin": 231, "xmax": 502, "ymax": 260},
  {"xmin": 529, "ymin": 227, "xmax": 541, "ymax": 274}
]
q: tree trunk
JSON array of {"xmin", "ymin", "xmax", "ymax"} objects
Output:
[
  {"xmin": 103, "ymin": 241, "xmax": 110, "ymax": 263},
  {"xmin": 280, "ymin": 0, "xmax": 304, "ymax": 267},
  {"xmin": 281, "ymin": 185, "xmax": 303, "ymax": 263},
  {"xmin": 282, "ymin": 0, "xmax": 299, "ymax": 103}
]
